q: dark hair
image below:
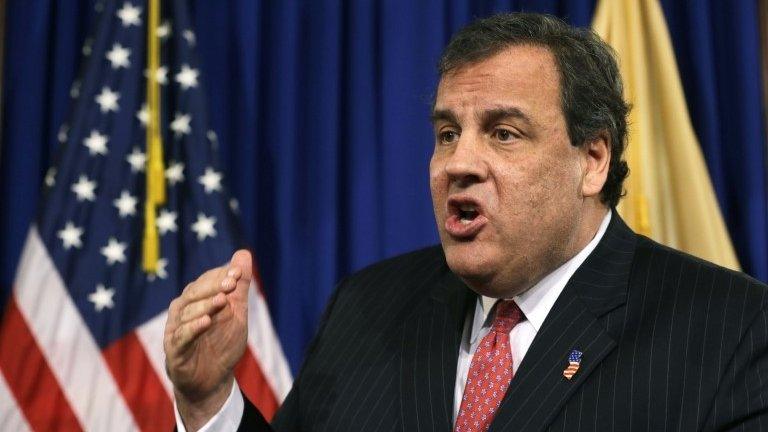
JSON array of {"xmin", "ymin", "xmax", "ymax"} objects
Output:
[{"xmin": 438, "ymin": 13, "xmax": 630, "ymax": 207}]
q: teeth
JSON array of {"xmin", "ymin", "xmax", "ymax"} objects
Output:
[
  {"xmin": 459, "ymin": 204, "xmax": 476, "ymax": 212},
  {"xmin": 460, "ymin": 218, "xmax": 472, "ymax": 225}
]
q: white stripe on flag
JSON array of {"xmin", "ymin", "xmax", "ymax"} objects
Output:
[
  {"xmin": 0, "ymin": 372, "xmax": 31, "ymax": 432},
  {"xmin": 247, "ymin": 281, "xmax": 293, "ymax": 400},
  {"xmin": 14, "ymin": 228, "xmax": 139, "ymax": 431},
  {"xmin": 139, "ymin": 283, "xmax": 293, "ymax": 403},
  {"xmin": 135, "ymin": 311, "xmax": 175, "ymax": 396}
]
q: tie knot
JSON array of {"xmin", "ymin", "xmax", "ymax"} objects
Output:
[{"xmin": 491, "ymin": 300, "xmax": 522, "ymax": 333}]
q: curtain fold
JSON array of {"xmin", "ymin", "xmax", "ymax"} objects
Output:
[
  {"xmin": 2, "ymin": 0, "xmax": 764, "ymax": 372},
  {"xmin": 593, "ymin": 0, "xmax": 740, "ymax": 270}
]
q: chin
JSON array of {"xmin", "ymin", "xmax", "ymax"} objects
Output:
[
  {"xmin": 442, "ymin": 240, "xmax": 531, "ymax": 298},
  {"xmin": 442, "ymin": 242, "xmax": 494, "ymax": 284}
]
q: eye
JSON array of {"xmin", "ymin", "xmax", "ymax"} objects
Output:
[
  {"xmin": 493, "ymin": 128, "xmax": 519, "ymax": 142},
  {"xmin": 439, "ymin": 130, "xmax": 460, "ymax": 144}
]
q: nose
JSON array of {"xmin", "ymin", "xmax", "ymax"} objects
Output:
[{"xmin": 443, "ymin": 136, "xmax": 488, "ymax": 187}]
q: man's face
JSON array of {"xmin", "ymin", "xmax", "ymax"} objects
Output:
[{"xmin": 430, "ymin": 44, "xmax": 594, "ymax": 298}]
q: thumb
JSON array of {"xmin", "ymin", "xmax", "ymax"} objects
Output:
[{"xmin": 229, "ymin": 249, "xmax": 253, "ymax": 299}]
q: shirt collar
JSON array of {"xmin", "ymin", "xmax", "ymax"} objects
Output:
[{"xmin": 470, "ymin": 210, "xmax": 612, "ymax": 344}]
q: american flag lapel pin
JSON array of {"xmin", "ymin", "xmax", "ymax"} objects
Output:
[{"xmin": 563, "ymin": 349, "xmax": 583, "ymax": 380}]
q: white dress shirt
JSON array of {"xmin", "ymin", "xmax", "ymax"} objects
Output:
[
  {"xmin": 177, "ymin": 211, "xmax": 612, "ymax": 431},
  {"xmin": 452, "ymin": 210, "xmax": 611, "ymax": 421}
]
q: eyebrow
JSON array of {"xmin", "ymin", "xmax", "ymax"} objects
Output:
[
  {"xmin": 429, "ymin": 109, "xmax": 460, "ymax": 125},
  {"xmin": 429, "ymin": 106, "xmax": 535, "ymax": 128},
  {"xmin": 479, "ymin": 107, "xmax": 534, "ymax": 128}
]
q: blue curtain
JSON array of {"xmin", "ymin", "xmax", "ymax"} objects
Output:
[
  {"xmin": 2, "ymin": 0, "xmax": 764, "ymax": 373},
  {"xmin": 660, "ymin": 0, "xmax": 768, "ymax": 281}
]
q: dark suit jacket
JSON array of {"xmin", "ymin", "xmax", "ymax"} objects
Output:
[{"xmin": 242, "ymin": 215, "xmax": 768, "ymax": 431}]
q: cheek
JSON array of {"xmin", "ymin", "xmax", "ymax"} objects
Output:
[
  {"xmin": 428, "ymin": 154, "xmax": 438, "ymax": 180},
  {"xmin": 494, "ymin": 155, "xmax": 577, "ymax": 220},
  {"xmin": 429, "ymin": 155, "xmax": 448, "ymax": 187},
  {"xmin": 493, "ymin": 157, "xmax": 542, "ymax": 209},
  {"xmin": 429, "ymin": 162, "xmax": 446, "ymax": 210}
]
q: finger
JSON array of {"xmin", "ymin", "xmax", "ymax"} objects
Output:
[
  {"xmin": 230, "ymin": 250, "xmax": 252, "ymax": 282},
  {"xmin": 178, "ymin": 292, "xmax": 227, "ymax": 325},
  {"xmin": 165, "ymin": 297, "xmax": 184, "ymax": 333},
  {"xmin": 182, "ymin": 266, "xmax": 239, "ymax": 303},
  {"xmin": 170, "ymin": 314, "xmax": 212, "ymax": 356},
  {"xmin": 229, "ymin": 250, "xmax": 253, "ymax": 302}
]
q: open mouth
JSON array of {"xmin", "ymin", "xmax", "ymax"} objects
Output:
[
  {"xmin": 458, "ymin": 204, "xmax": 479, "ymax": 225},
  {"xmin": 446, "ymin": 197, "xmax": 487, "ymax": 238}
]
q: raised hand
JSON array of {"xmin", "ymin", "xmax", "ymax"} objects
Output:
[{"xmin": 164, "ymin": 249, "xmax": 252, "ymax": 430}]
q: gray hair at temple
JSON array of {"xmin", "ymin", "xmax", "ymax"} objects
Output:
[{"xmin": 438, "ymin": 13, "xmax": 630, "ymax": 208}]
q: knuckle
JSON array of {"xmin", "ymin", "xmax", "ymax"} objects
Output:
[
  {"xmin": 179, "ymin": 324, "xmax": 192, "ymax": 342},
  {"xmin": 171, "ymin": 328, "xmax": 181, "ymax": 346},
  {"xmin": 180, "ymin": 304, "xmax": 193, "ymax": 321},
  {"xmin": 169, "ymin": 298, "xmax": 180, "ymax": 313},
  {"xmin": 182, "ymin": 282, "xmax": 196, "ymax": 297},
  {"xmin": 201, "ymin": 266, "xmax": 223, "ymax": 282}
]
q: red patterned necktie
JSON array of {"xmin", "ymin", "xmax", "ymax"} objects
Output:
[{"xmin": 454, "ymin": 300, "xmax": 523, "ymax": 432}]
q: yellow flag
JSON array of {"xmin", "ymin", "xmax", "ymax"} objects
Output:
[{"xmin": 593, "ymin": 0, "xmax": 740, "ymax": 270}]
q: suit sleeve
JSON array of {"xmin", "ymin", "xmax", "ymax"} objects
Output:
[
  {"xmin": 704, "ymin": 306, "xmax": 768, "ymax": 431},
  {"xmin": 238, "ymin": 396, "xmax": 273, "ymax": 431},
  {"xmin": 242, "ymin": 277, "xmax": 350, "ymax": 431}
]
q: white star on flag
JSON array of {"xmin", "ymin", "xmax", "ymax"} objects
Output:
[
  {"xmin": 156, "ymin": 209, "xmax": 178, "ymax": 235},
  {"xmin": 157, "ymin": 21, "xmax": 172, "ymax": 39},
  {"xmin": 58, "ymin": 124, "xmax": 69, "ymax": 143},
  {"xmin": 165, "ymin": 161, "xmax": 185, "ymax": 185},
  {"xmin": 82, "ymin": 38, "xmax": 93, "ymax": 56},
  {"xmin": 113, "ymin": 190, "xmax": 138, "ymax": 218},
  {"xmin": 106, "ymin": 43, "xmax": 131, "ymax": 69},
  {"xmin": 95, "ymin": 87, "xmax": 120, "ymax": 113},
  {"xmin": 45, "ymin": 167, "xmax": 57, "ymax": 187},
  {"xmin": 182, "ymin": 29, "xmax": 196, "ymax": 45},
  {"xmin": 198, "ymin": 167, "xmax": 223, "ymax": 193},
  {"xmin": 88, "ymin": 284, "xmax": 116, "ymax": 312},
  {"xmin": 83, "ymin": 130, "xmax": 109, "ymax": 155},
  {"xmin": 100, "ymin": 237, "xmax": 127, "ymax": 265},
  {"xmin": 145, "ymin": 65, "xmax": 168, "ymax": 85},
  {"xmin": 191, "ymin": 213, "xmax": 217, "ymax": 241},
  {"xmin": 170, "ymin": 113, "xmax": 192, "ymax": 136},
  {"xmin": 126, "ymin": 147, "xmax": 146, "ymax": 172},
  {"xmin": 136, "ymin": 104, "xmax": 148, "ymax": 127},
  {"xmin": 70, "ymin": 80, "xmax": 81, "ymax": 99},
  {"xmin": 207, "ymin": 130, "xmax": 219, "ymax": 149},
  {"xmin": 147, "ymin": 258, "xmax": 169, "ymax": 281},
  {"xmin": 116, "ymin": 2, "xmax": 142, "ymax": 27},
  {"xmin": 229, "ymin": 198, "xmax": 239, "ymax": 213},
  {"xmin": 175, "ymin": 64, "xmax": 199, "ymax": 90},
  {"xmin": 71, "ymin": 175, "xmax": 97, "ymax": 201},
  {"xmin": 57, "ymin": 221, "xmax": 84, "ymax": 250}
]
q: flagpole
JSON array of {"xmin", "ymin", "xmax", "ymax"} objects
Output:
[{"xmin": 143, "ymin": 0, "xmax": 165, "ymax": 272}]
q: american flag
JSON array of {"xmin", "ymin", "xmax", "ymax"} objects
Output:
[
  {"xmin": 562, "ymin": 349, "xmax": 583, "ymax": 380},
  {"xmin": 0, "ymin": 1, "xmax": 291, "ymax": 430}
]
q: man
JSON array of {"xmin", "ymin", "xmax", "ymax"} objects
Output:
[{"xmin": 164, "ymin": 13, "xmax": 768, "ymax": 431}]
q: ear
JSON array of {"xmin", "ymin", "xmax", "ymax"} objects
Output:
[{"xmin": 580, "ymin": 131, "xmax": 611, "ymax": 198}]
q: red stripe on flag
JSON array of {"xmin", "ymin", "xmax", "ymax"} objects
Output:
[
  {"xmin": 0, "ymin": 296, "xmax": 83, "ymax": 431},
  {"xmin": 235, "ymin": 347, "xmax": 279, "ymax": 421},
  {"xmin": 102, "ymin": 332, "xmax": 175, "ymax": 432}
]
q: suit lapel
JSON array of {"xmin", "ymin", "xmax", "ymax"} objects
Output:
[
  {"xmin": 489, "ymin": 214, "xmax": 637, "ymax": 431},
  {"xmin": 399, "ymin": 264, "xmax": 474, "ymax": 431}
]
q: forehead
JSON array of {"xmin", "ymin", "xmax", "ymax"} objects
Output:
[{"xmin": 434, "ymin": 44, "xmax": 561, "ymax": 115}]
